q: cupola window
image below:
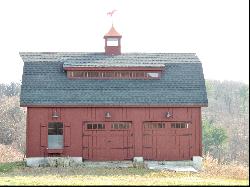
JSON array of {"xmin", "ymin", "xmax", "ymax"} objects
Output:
[{"xmin": 107, "ymin": 38, "xmax": 119, "ymax": 46}]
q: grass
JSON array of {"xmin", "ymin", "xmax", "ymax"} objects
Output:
[
  {"xmin": 0, "ymin": 162, "xmax": 249, "ymax": 186},
  {"xmin": 0, "ymin": 162, "xmax": 25, "ymax": 173}
]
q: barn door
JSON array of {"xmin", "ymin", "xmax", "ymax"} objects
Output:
[
  {"xmin": 82, "ymin": 121, "xmax": 134, "ymax": 161},
  {"xmin": 142, "ymin": 122, "xmax": 166, "ymax": 160},
  {"xmin": 179, "ymin": 134, "xmax": 191, "ymax": 160},
  {"xmin": 143, "ymin": 121, "xmax": 193, "ymax": 160},
  {"xmin": 82, "ymin": 123, "xmax": 107, "ymax": 160},
  {"xmin": 108, "ymin": 122, "xmax": 134, "ymax": 160}
]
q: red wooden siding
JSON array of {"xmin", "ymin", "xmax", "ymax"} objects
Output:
[
  {"xmin": 40, "ymin": 124, "xmax": 47, "ymax": 147},
  {"xmin": 26, "ymin": 107, "xmax": 202, "ymax": 160},
  {"xmin": 64, "ymin": 124, "xmax": 71, "ymax": 147}
]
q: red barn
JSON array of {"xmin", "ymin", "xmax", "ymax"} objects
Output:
[{"xmin": 20, "ymin": 25, "xmax": 208, "ymax": 166}]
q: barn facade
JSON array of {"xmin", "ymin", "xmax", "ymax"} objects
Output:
[{"xmin": 20, "ymin": 25, "xmax": 208, "ymax": 166}]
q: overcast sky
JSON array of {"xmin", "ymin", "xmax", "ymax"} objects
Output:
[{"xmin": 0, "ymin": 0, "xmax": 249, "ymax": 84}]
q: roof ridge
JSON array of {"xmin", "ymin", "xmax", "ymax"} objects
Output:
[{"xmin": 19, "ymin": 52, "xmax": 197, "ymax": 55}]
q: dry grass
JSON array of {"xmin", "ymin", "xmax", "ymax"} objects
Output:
[
  {"xmin": 201, "ymin": 153, "xmax": 249, "ymax": 180},
  {"xmin": 0, "ymin": 146, "xmax": 249, "ymax": 185},
  {"xmin": 0, "ymin": 144, "xmax": 24, "ymax": 163},
  {"xmin": 0, "ymin": 165, "xmax": 248, "ymax": 186}
]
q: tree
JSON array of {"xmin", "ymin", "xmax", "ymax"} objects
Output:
[{"xmin": 202, "ymin": 119, "xmax": 228, "ymax": 162}]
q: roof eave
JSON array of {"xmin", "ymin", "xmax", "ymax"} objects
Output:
[{"xmin": 21, "ymin": 104, "xmax": 208, "ymax": 108}]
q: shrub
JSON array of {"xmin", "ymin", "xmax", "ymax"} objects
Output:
[{"xmin": 0, "ymin": 144, "xmax": 24, "ymax": 163}]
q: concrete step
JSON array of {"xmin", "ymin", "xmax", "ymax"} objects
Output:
[
  {"xmin": 82, "ymin": 161, "xmax": 134, "ymax": 168},
  {"xmin": 144, "ymin": 160, "xmax": 198, "ymax": 172},
  {"xmin": 145, "ymin": 160, "xmax": 193, "ymax": 166},
  {"xmin": 146, "ymin": 164, "xmax": 198, "ymax": 172}
]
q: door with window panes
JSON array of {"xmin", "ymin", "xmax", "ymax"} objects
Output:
[{"xmin": 82, "ymin": 121, "xmax": 134, "ymax": 160}]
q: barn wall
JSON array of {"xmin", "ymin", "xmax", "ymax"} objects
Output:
[{"xmin": 26, "ymin": 107, "xmax": 202, "ymax": 159}]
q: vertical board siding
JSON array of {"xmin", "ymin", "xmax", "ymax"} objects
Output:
[
  {"xmin": 64, "ymin": 124, "xmax": 71, "ymax": 147},
  {"xmin": 40, "ymin": 124, "xmax": 47, "ymax": 147},
  {"xmin": 27, "ymin": 106, "xmax": 202, "ymax": 160}
]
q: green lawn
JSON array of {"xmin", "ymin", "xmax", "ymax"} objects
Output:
[{"xmin": 0, "ymin": 162, "xmax": 249, "ymax": 186}]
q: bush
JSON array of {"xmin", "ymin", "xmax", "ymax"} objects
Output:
[
  {"xmin": 0, "ymin": 144, "xmax": 24, "ymax": 163},
  {"xmin": 0, "ymin": 161, "xmax": 25, "ymax": 172}
]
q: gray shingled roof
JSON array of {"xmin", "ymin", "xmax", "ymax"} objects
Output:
[{"xmin": 19, "ymin": 52, "xmax": 208, "ymax": 106}]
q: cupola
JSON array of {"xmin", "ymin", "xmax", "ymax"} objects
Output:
[{"xmin": 104, "ymin": 24, "xmax": 122, "ymax": 55}]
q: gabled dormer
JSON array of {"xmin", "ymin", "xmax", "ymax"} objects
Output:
[{"xmin": 104, "ymin": 24, "xmax": 122, "ymax": 55}]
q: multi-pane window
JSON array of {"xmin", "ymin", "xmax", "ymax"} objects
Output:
[
  {"xmin": 111, "ymin": 122, "xmax": 131, "ymax": 129},
  {"xmin": 171, "ymin": 123, "xmax": 189, "ymax": 129},
  {"xmin": 68, "ymin": 71, "xmax": 161, "ymax": 79},
  {"xmin": 86, "ymin": 123, "xmax": 105, "ymax": 130},
  {"xmin": 144, "ymin": 122, "xmax": 165, "ymax": 129},
  {"xmin": 48, "ymin": 122, "xmax": 63, "ymax": 149}
]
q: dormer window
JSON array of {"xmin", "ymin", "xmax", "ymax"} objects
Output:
[
  {"xmin": 67, "ymin": 70, "xmax": 162, "ymax": 79},
  {"xmin": 146, "ymin": 72, "xmax": 160, "ymax": 78}
]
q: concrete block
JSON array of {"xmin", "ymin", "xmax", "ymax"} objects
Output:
[
  {"xmin": 133, "ymin": 157, "xmax": 144, "ymax": 162},
  {"xmin": 193, "ymin": 156, "xmax": 203, "ymax": 171},
  {"xmin": 133, "ymin": 157, "xmax": 144, "ymax": 168},
  {"xmin": 26, "ymin": 157, "xmax": 46, "ymax": 167}
]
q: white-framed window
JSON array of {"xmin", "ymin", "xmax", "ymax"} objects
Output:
[
  {"xmin": 48, "ymin": 122, "xmax": 63, "ymax": 149},
  {"xmin": 107, "ymin": 38, "xmax": 119, "ymax": 46},
  {"xmin": 146, "ymin": 72, "xmax": 160, "ymax": 78}
]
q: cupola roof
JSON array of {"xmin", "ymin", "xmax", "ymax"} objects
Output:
[{"xmin": 104, "ymin": 24, "xmax": 122, "ymax": 37}]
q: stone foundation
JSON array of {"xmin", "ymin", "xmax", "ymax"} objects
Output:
[
  {"xmin": 26, "ymin": 157, "xmax": 82, "ymax": 167},
  {"xmin": 26, "ymin": 156, "xmax": 203, "ymax": 171}
]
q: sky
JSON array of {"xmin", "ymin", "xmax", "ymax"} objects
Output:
[{"xmin": 0, "ymin": 0, "xmax": 249, "ymax": 84}]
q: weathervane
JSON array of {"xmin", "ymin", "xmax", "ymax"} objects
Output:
[{"xmin": 107, "ymin": 9, "xmax": 117, "ymax": 25}]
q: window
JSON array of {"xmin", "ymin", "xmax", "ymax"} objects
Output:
[
  {"xmin": 144, "ymin": 122, "xmax": 165, "ymax": 129},
  {"xmin": 146, "ymin": 72, "xmax": 160, "ymax": 78},
  {"xmin": 48, "ymin": 122, "xmax": 63, "ymax": 149},
  {"xmin": 171, "ymin": 123, "xmax": 189, "ymax": 129},
  {"xmin": 86, "ymin": 123, "xmax": 105, "ymax": 130},
  {"xmin": 111, "ymin": 122, "xmax": 131, "ymax": 129},
  {"xmin": 88, "ymin": 71, "xmax": 99, "ymax": 77},
  {"xmin": 72, "ymin": 71, "xmax": 84, "ymax": 77},
  {"xmin": 107, "ymin": 38, "xmax": 119, "ymax": 46},
  {"xmin": 103, "ymin": 71, "xmax": 114, "ymax": 77},
  {"xmin": 68, "ymin": 71, "xmax": 161, "ymax": 79}
]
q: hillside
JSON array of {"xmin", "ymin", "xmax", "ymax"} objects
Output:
[{"xmin": 202, "ymin": 80, "xmax": 249, "ymax": 164}]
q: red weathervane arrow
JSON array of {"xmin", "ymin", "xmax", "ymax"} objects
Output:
[{"xmin": 107, "ymin": 9, "xmax": 117, "ymax": 17}]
